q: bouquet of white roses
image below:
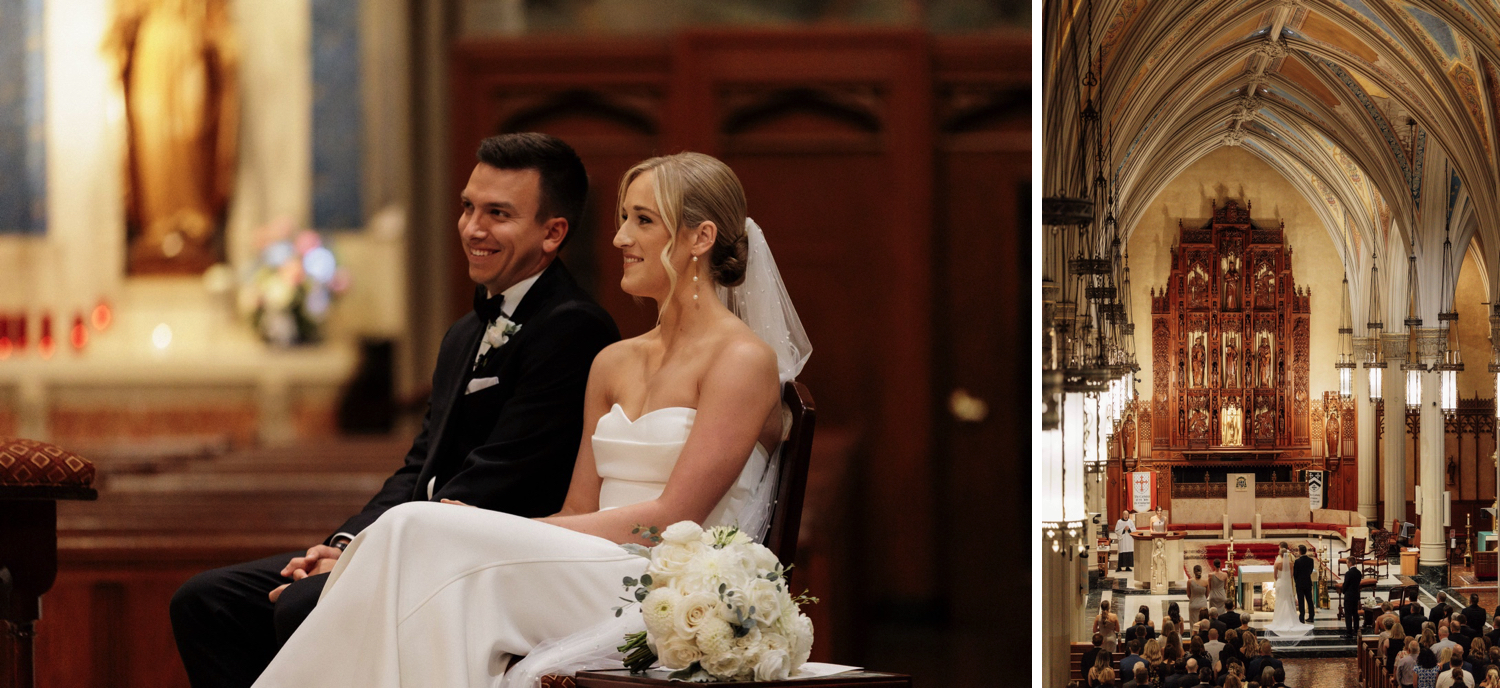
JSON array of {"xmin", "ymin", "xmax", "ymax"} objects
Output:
[{"xmin": 616, "ymin": 522, "xmax": 815, "ymax": 682}]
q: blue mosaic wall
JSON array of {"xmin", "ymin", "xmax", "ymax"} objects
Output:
[
  {"xmin": 0, "ymin": 0, "xmax": 46, "ymax": 234},
  {"xmin": 311, "ymin": 0, "xmax": 363, "ymax": 230}
]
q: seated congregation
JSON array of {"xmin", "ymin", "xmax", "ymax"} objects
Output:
[{"xmin": 1075, "ymin": 592, "xmax": 1500, "ymax": 688}]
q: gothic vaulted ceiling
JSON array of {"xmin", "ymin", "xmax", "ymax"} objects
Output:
[{"xmin": 1044, "ymin": 0, "xmax": 1500, "ymax": 318}]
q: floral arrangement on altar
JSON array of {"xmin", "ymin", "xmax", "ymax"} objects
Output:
[
  {"xmin": 616, "ymin": 522, "xmax": 816, "ymax": 682},
  {"xmin": 235, "ymin": 219, "xmax": 350, "ymax": 346}
]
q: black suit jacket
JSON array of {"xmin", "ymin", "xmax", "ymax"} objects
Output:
[
  {"xmin": 1341, "ymin": 566, "xmax": 1364, "ymax": 607},
  {"xmin": 330, "ymin": 260, "xmax": 619, "ymax": 541},
  {"xmin": 1430, "ymin": 603, "xmax": 1453, "ymax": 627},
  {"xmin": 1402, "ymin": 608, "xmax": 1427, "ymax": 637},
  {"xmin": 1292, "ymin": 554, "xmax": 1314, "ymax": 588},
  {"xmin": 1219, "ymin": 611, "xmax": 1242, "ymax": 630},
  {"xmin": 1464, "ymin": 604, "xmax": 1488, "ymax": 633}
]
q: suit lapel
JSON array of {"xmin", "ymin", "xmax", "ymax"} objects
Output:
[
  {"xmin": 417, "ymin": 314, "xmax": 485, "ymax": 497},
  {"xmin": 415, "ymin": 259, "xmax": 575, "ymax": 497}
]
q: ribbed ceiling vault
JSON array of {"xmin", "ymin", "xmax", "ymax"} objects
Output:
[{"xmin": 1045, "ymin": 0, "xmax": 1500, "ymax": 320}]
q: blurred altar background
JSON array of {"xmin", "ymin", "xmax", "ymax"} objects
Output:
[{"xmin": 0, "ymin": 1, "xmax": 1028, "ymax": 685}]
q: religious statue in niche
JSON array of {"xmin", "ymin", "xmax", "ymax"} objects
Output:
[
  {"xmin": 1221, "ymin": 399, "xmax": 1243, "ymax": 446},
  {"xmin": 1324, "ymin": 406, "xmax": 1340, "ymax": 458},
  {"xmin": 1121, "ymin": 413, "xmax": 1137, "ymax": 462},
  {"xmin": 1222, "ymin": 249, "xmax": 1242, "ymax": 310},
  {"xmin": 1256, "ymin": 334, "xmax": 1273, "ymax": 388},
  {"xmin": 1253, "ymin": 257, "xmax": 1276, "ymax": 307},
  {"xmin": 1224, "ymin": 334, "xmax": 1240, "ymax": 387},
  {"xmin": 1189, "ymin": 405, "xmax": 1208, "ymax": 439},
  {"xmin": 1186, "ymin": 263, "xmax": 1210, "ymax": 309},
  {"xmin": 1448, "ymin": 456, "xmax": 1458, "ymax": 486},
  {"xmin": 106, "ymin": 0, "xmax": 239, "ymax": 275},
  {"xmin": 1254, "ymin": 397, "xmax": 1273, "ymax": 440},
  {"xmin": 1191, "ymin": 335, "xmax": 1206, "ymax": 387}
]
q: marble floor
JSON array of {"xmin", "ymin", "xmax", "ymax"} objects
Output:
[{"xmin": 1282, "ymin": 657, "xmax": 1358, "ymax": 688}]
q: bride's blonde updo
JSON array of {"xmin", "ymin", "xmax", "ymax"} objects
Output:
[{"xmin": 617, "ymin": 152, "xmax": 749, "ymax": 296}]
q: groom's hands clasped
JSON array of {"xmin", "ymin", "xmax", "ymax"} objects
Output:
[{"xmin": 268, "ymin": 545, "xmax": 343, "ymax": 602}]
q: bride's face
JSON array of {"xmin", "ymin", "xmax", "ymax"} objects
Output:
[{"xmin": 615, "ymin": 171, "xmax": 688, "ymax": 300}]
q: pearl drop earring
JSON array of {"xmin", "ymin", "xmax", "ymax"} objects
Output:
[{"xmin": 692, "ymin": 255, "xmax": 699, "ymax": 300}]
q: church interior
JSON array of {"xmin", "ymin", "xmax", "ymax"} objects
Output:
[
  {"xmin": 1044, "ymin": 0, "xmax": 1500, "ymax": 685},
  {"xmin": 0, "ymin": 1, "xmax": 1030, "ymax": 687}
]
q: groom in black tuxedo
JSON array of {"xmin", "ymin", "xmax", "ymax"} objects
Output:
[
  {"xmin": 1293, "ymin": 544, "xmax": 1316, "ymax": 623},
  {"xmin": 170, "ymin": 133, "xmax": 620, "ymax": 688}
]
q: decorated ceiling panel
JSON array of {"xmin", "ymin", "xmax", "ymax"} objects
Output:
[{"xmin": 1046, "ymin": 0, "xmax": 1500, "ymax": 299}]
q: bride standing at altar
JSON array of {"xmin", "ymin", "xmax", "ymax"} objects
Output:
[
  {"xmin": 253, "ymin": 152, "xmax": 811, "ymax": 688},
  {"xmin": 1266, "ymin": 542, "xmax": 1313, "ymax": 634}
]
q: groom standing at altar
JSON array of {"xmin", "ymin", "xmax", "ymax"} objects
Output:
[
  {"xmin": 1293, "ymin": 544, "xmax": 1316, "ymax": 623},
  {"xmin": 169, "ymin": 133, "xmax": 621, "ymax": 688}
]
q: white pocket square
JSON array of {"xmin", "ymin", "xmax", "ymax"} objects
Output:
[{"xmin": 465, "ymin": 377, "xmax": 499, "ymax": 394}]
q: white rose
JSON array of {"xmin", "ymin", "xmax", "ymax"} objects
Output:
[
  {"xmin": 647, "ymin": 540, "xmax": 703, "ymax": 584},
  {"xmin": 744, "ymin": 578, "xmax": 783, "ymax": 627},
  {"xmin": 753, "ymin": 647, "xmax": 793, "ymax": 681},
  {"xmin": 656, "ymin": 635, "xmax": 703, "ymax": 670},
  {"xmin": 749, "ymin": 542, "xmax": 781, "ymax": 572},
  {"xmin": 672, "ymin": 591, "xmax": 720, "ymax": 639},
  {"xmin": 700, "ymin": 651, "xmax": 746, "ymax": 680},
  {"xmin": 789, "ymin": 613, "xmax": 814, "ymax": 668},
  {"xmin": 661, "ymin": 521, "xmax": 703, "ymax": 544},
  {"xmin": 695, "ymin": 616, "xmax": 736, "ymax": 658},
  {"xmin": 641, "ymin": 587, "xmax": 679, "ymax": 641}
]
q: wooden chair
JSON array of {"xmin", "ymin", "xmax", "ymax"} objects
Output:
[
  {"xmin": 1337, "ymin": 537, "xmax": 1368, "ymax": 576},
  {"xmin": 764, "ymin": 381, "xmax": 816, "ymax": 569},
  {"xmin": 537, "ymin": 381, "xmax": 815, "ymax": 688},
  {"xmin": 0, "ymin": 439, "xmax": 98, "ymax": 688},
  {"xmin": 1367, "ymin": 529, "xmax": 1392, "ymax": 579}
]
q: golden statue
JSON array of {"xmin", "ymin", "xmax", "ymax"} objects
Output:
[{"xmin": 107, "ymin": 0, "xmax": 238, "ymax": 274}]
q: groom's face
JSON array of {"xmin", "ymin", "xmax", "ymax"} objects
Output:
[{"xmin": 459, "ymin": 164, "xmax": 566, "ymax": 295}]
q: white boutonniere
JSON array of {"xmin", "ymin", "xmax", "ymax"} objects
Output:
[{"xmin": 473, "ymin": 316, "xmax": 522, "ymax": 371}]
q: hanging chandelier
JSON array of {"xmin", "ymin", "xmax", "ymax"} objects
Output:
[
  {"xmin": 1365, "ymin": 252, "xmax": 1385, "ymax": 404},
  {"xmin": 1436, "ymin": 230, "xmax": 1462, "ymax": 417},
  {"xmin": 1403, "ymin": 248, "xmax": 1423, "ymax": 412},
  {"xmin": 1039, "ymin": 0, "xmax": 1112, "ymax": 535},
  {"xmin": 1401, "ymin": 119, "xmax": 1423, "ymax": 413},
  {"xmin": 1336, "ymin": 273, "xmax": 1356, "ymax": 400}
]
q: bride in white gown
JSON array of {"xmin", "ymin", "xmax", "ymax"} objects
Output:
[
  {"xmin": 1265, "ymin": 542, "xmax": 1312, "ymax": 634},
  {"xmin": 253, "ymin": 152, "xmax": 811, "ymax": 688}
]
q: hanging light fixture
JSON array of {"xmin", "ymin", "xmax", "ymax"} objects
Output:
[
  {"xmin": 1401, "ymin": 116, "xmax": 1423, "ymax": 412},
  {"xmin": 1040, "ymin": 0, "xmax": 1108, "ymax": 537},
  {"xmin": 1403, "ymin": 247, "xmax": 1423, "ymax": 412},
  {"xmin": 1337, "ymin": 273, "xmax": 1356, "ymax": 400},
  {"xmin": 1436, "ymin": 229, "xmax": 1462, "ymax": 416},
  {"xmin": 1365, "ymin": 252, "xmax": 1385, "ymax": 403}
]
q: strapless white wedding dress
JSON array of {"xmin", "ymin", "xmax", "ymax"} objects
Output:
[{"xmin": 252, "ymin": 405, "xmax": 770, "ymax": 688}]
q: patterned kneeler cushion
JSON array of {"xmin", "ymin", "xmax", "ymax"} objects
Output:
[{"xmin": 0, "ymin": 438, "xmax": 96, "ymax": 487}]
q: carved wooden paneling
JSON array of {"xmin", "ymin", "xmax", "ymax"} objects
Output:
[
  {"xmin": 1172, "ymin": 481, "xmax": 1228, "ymax": 499},
  {"xmin": 1255, "ymin": 481, "xmax": 1307, "ymax": 498},
  {"xmin": 1151, "ymin": 200, "xmax": 1307, "ymax": 452}
]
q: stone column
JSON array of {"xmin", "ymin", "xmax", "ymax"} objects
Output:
[
  {"xmin": 1041, "ymin": 524, "xmax": 1087, "ymax": 688},
  {"xmin": 1355, "ymin": 337, "xmax": 1378, "ymax": 522},
  {"xmin": 1382, "ymin": 333, "xmax": 1409, "ymax": 526},
  {"xmin": 1416, "ymin": 328, "xmax": 1448, "ymax": 582}
]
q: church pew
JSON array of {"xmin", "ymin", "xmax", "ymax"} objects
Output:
[{"xmin": 28, "ymin": 439, "xmax": 407, "ymax": 688}]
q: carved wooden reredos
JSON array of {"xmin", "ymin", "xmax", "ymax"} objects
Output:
[{"xmin": 1150, "ymin": 200, "xmax": 1312, "ymax": 455}]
